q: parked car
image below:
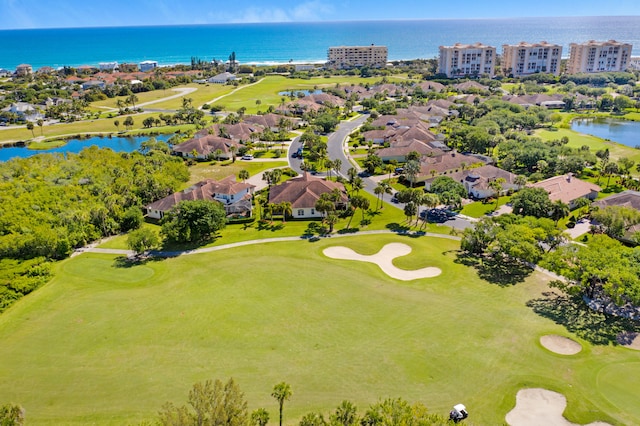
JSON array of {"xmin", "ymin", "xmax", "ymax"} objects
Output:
[{"xmin": 241, "ymin": 154, "xmax": 253, "ymax": 160}]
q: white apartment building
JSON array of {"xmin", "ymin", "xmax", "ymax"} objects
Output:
[
  {"xmin": 502, "ymin": 41, "xmax": 562, "ymax": 76},
  {"xmin": 99, "ymin": 61, "xmax": 119, "ymax": 72},
  {"xmin": 567, "ymin": 40, "xmax": 632, "ymax": 74},
  {"xmin": 139, "ymin": 60, "xmax": 158, "ymax": 72},
  {"xmin": 438, "ymin": 43, "xmax": 496, "ymax": 78},
  {"xmin": 327, "ymin": 45, "xmax": 388, "ymax": 69}
]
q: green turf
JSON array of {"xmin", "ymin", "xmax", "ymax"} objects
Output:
[
  {"xmin": 0, "ymin": 234, "xmax": 637, "ymax": 425},
  {"xmin": 460, "ymin": 196, "xmax": 512, "ymax": 218}
]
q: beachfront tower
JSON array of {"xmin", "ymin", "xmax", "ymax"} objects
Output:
[
  {"xmin": 567, "ymin": 40, "xmax": 632, "ymax": 74},
  {"xmin": 501, "ymin": 41, "xmax": 562, "ymax": 76},
  {"xmin": 327, "ymin": 44, "xmax": 388, "ymax": 69},
  {"xmin": 438, "ymin": 42, "xmax": 496, "ymax": 78}
]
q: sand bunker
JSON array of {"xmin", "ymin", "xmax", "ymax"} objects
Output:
[
  {"xmin": 506, "ymin": 388, "xmax": 611, "ymax": 426},
  {"xmin": 323, "ymin": 243, "xmax": 441, "ymax": 281},
  {"xmin": 617, "ymin": 331, "xmax": 640, "ymax": 350},
  {"xmin": 540, "ymin": 335, "xmax": 582, "ymax": 355}
]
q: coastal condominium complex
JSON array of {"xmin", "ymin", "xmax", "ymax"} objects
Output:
[
  {"xmin": 567, "ymin": 40, "xmax": 632, "ymax": 74},
  {"xmin": 438, "ymin": 43, "xmax": 496, "ymax": 78},
  {"xmin": 327, "ymin": 45, "xmax": 388, "ymax": 69},
  {"xmin": 501, "ymin": 41, "xmax": 562, "ymax": 76}
]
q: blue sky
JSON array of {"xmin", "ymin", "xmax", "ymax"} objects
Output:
[{"xmin": 1, "ymin": 0, "xmax": 639, "ymax": 30}]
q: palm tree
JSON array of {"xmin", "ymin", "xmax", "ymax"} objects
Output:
[
  {"xmin": 26, "ymin": 121, "xmax": 34, "ymax": 137},
  {"xmin": 279, "ymin": 201, "xmax": 292, "ymax": 223},
  {"xmin": 251, "ymin": 408, "xmax": 269, "ymax": 426},
  {"xmin": 351, "ymin": 176, "xmax": 363, "ymax": 195},
  {"xmin": 271, "ymin": 382, "xmax": 292, "ymax": 426},
  {"xmin": 126, "ymin": 94, "xmax": 138, "ymax": 109},
  {"xmin": 550, "ymin": 200, "xmax": 570, "ymax": 225},
  {"xmin": 333, "ymin": 159, "xmax": 342, "ymax": 177},
  {"xmin": 230, "ymin": 145, "xmax": 238, "ymax": 163},
  {"xmin": 36, "ymin": 119, "xmax": 44, "ymax": 136},
  {"xmin": 374, "ymin": 184, "xmax": 385, "ymax": 210},
  {"xmin": 573, "ymin": 197, "xmax": 592, "ymax": 219},
  {"xmin": 603, "ymin": 162, "xmax": 619, "ymax": 188},
  {"xmin": 514, "ymin": 175, "xmax": 527, "ymax": 190},
  {"xmin": 404, "ymin": 159, "xmax": 421, "ymax": 188},
  {"xmin": 488, "ymin": 177, "xmax": 506, "ymax": 210},
  {"xmin": 238, "ymin": 169, "xmax": 250, "ymax": 182},
  {"xmin": 114, "ymin": 119, "xmax": 120, "ymax": 131}
]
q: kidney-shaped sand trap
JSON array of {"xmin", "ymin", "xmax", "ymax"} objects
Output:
[
  {"xmin": 323, "ymin": 243, "xmax": 442, "ymax": 281},
  {"xmin": 540, "ymin": 335, "xmax": 582, "ymax": 355},
  {"xmin": 506, "ymin": 388, "xmax": 611, "ymax": 426}
]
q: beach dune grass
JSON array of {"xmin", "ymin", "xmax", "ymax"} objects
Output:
[{"xmin": 0, "ymin": 235, "xmax": 637, "ymax": 425}]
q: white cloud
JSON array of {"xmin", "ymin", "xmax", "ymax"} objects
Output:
[{"xmin": 216, "ymin": 1, "xmax": 335, "ymax": 24}]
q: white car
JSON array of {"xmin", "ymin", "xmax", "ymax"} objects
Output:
[{"xmin": 241, "ymin": 154, "xmax": 253, "ymax": 160}]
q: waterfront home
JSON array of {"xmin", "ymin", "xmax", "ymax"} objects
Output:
[
  {"xmin": 195, "ymin": 123, "xmax": 265, "ymax": 142},
  {"xmin": 139, "ymin": 60, "xmax": 158, "ymax": 72},
  {"xmin": 99, "ymin": 62, "xmax": 119, "ymax": 72},
  {"xmin": 172, "ymin": 135, "xmax": 241, "ymax": 160},
  {"xmin": 146, "ymin": 176, "xmax": 255, "ymax": 220},
  {"xmin": 14, "ymin": 64, "xmax": 32, "ymax": 77},
  {"xmin": 268, "ymin": 173, "xmax": 348, "ymax": 219}
]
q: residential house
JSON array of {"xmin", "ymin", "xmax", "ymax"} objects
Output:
[
  {"xmin": 81, "ymin": 80, "xmax": 106, "ymax": 90},
  {"xmin": 268, "ymin": 172, "xmax": 348, "ymax": 219},
  {"xmin": 417, "ymin": 151, "xmax": 483, "ymax": 183},
  {"xmin": 139, "ymin": 60, "xmax": 158, "ymax": 72},
  {"xmin": 172, "ymin": 135, "xmax": 241, "ymax": 160},
  {"xmin": 529, "ymin": 174, "xmax": 600, "ymax": 208},
  {"xmin": 377, "ymin": 139, "xmax": 446, "ymax": 163},
  {"xmin": 592, "ymin": 190, "xmax": 640, "ymax": 242},
  {"xmin": 243, "ymin": 114, "xmax": 300, "ymax": 132},
  {"xmin": 208, "ymin": 72, "xmax": 238, "ymax": 84},
  {"xmin": 14, "ymin": 64, "xmax": 32, "ymax": 77},
  {"xmin": 99, "ymin": 62, "xmax": 119, "ymax": 72},
  {"xmin": 2, "ymin": 102, "xmax": 40, "ymax": 120},
  {"xmin": 452, "ymin": 81, "xmax": 489, "ymax": 93},
  {"xmin": 197, "ymin": 123, "xmax": 265, "ymax": 142},
  {"xmin": 0, "ymin": 68, "xmax": 11, "ymax": 77},
  {"xmin": 146, "ymin": 176, "xmax": 255, "ymax": 220},
  {"xmin": 426, "ymin": 165, "xmax": 519, "ymax": 198}
]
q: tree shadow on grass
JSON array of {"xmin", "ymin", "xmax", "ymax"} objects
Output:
[
  {"xmin": 113, "ymin": 254, "xmax": 168, "ymax": 268},
  {"xmin": 455, "ymin": 252, "xmax": 532, "ymax": 286},
  {"xmin": 256, "ymin": 221, "xmax": 284, "ymax": 232},
  {"xmin": 526, "ymin": 292, "xmax": 640, "ymax": 345},
  {"xmin": 386, "ymin": 222, "xmax": 411, "ymax": 234}
]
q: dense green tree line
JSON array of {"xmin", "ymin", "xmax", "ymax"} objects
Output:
[
  {"xmin": 159, "ymin": 378, "xmax": 456, "ymax": 426},
  {"xmin": 0, "ymin": 147, "xmax": 189, "ymax": 260}
]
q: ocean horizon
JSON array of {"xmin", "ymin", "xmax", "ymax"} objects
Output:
[{"xmin": 1, "ymin": 16, "xmax": 639, "ymax": 70}]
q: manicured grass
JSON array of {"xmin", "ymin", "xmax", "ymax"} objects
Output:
[
  {"xmin": 460, "ymin": 196, "xmax": 511, "ymax": 218},
  {"xmin": 536, "ymin": 127, "xmax": 640, "ymax": 169},
  {"xmin": 0, "ymin": 113, "xmax": 194, "ymax": 144},
  {"xmin": 185, "ymin": 160, "xmax": 288, "ymax": 186},
  {"xmin": 207, "ymin": 75, "xmax": 388, "ymax": 115},
  {"xmin": 0, "ymin": 234, "xmax": 637, "ymax": 425},
  {"xmin": 147, "ymin": 83, "xmax": 234, "ymax": 110}
]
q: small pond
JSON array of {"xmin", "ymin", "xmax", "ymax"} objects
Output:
[
  {"xmin": 0, "ymin": 134, "xmax": 172, "ymax": 162},
  {"xmin": 571, "ymin": 117, "xmax": 640, "ymax": 149},
  {"xmin": 277, "ymin": 89, "xmax": 323, "ymax": 97}
]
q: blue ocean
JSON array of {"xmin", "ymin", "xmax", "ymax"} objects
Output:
[{"xmin": 0, "ymin": 16, "xmax": 639, "ymax": 70}]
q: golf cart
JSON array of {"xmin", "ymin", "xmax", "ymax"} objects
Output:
[{"xmin": 449, "ymin": 404, "xmax": 468, "ymax": 423}]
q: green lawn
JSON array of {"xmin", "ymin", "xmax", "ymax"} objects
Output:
[
  {"xmin": 0, "ymin": 234, "xmax": 637, "ymax": 425},
  {"xmin": 535, "ymin": 127, "xmax": 640, "ymax": 170},
  {"xmin": 460, "ymin": 196, "xmax": 512, "ymax": 218}
]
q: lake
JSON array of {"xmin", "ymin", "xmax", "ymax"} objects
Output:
[
  {"xmin": 571, "ymin": 118, "xmax": 640, "ymax": 149},
  {"xmin": 0, "ymin": 134, "xmax": 172, "ymax": 163}
]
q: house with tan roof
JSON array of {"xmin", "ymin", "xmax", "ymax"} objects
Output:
[
  {"xmin": 593, "ymin": 190, "xmax": 640, "ymax": 211},
  {"xmin": 146, "ymin": 176, "xmax": 255, "ymax": 220},
  {"xmin": 172, "ymin": 135, "xmax": 241, "ymax": 160},
  {"xmin": 268, "ymin": 173, "xmax": 348, "ymax": 219},
  {"xmin": 197, "ymin": 122, "xmax": 265, "ymax": 142},
  {"xmin": 529, "ymin": 174, "xmax": 600, "ymax": 208},
  {"xmin": 425, "ymin": 165, "xmax": 519, "ymax": 198},
  {"xmin": 243, "ymin": 114, "xmax": 300, "ymax": 132},
  {"xmin": 377, "ymin": 139, "xmax": 446, "ymax": 163},
  {"xmin": 417, "ymin": 151, "xmax": 483, "ymax": 183}
]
